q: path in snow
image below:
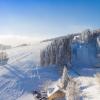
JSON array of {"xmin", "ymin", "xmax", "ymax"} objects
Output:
[
  {"xmin": 0, "ymin": 47, "xmax": 36, "ymax": 100},
  {"xmin": 0, "ymin": 45, "xmax": 60, "ymax": 100}
]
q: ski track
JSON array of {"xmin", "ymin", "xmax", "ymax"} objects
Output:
[
  {"xmin": 0, "ymin": 46, "xmax": 39, "ymax": 100},
  {"xmin": 0, "ymin": 45, "xmax": 60, "ymax": 100}
]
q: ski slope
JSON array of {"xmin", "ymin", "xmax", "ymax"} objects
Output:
[
  {"xmin": 0, "ymin": 43, "xmax": 60, "ymax": 100},
  {"xmin": 0, "ymin": 45, "xmax": 37, "ymax": 100}
]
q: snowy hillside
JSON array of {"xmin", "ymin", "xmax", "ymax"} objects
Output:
[
  {"xmin": 0, "ymin": 29, "xmax": 100, "ymax": 100},
  {"xmin": 76, "ymin": 76, "xmax": 100, "ymax": 100},
  {"xmin": 0, "ymin": 43, "xmax": 60, "ymax": 100},
  {"xmin": 40, "ymin": 29, "xmax": 100, "ymax": 100}
]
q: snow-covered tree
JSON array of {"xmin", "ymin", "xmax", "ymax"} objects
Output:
[{"xmin": 40, "ymin": 29, "xmax": 100, "ymax": 68}]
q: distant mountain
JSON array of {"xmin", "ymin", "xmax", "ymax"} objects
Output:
[
  {"xmin": 15, "ymin": 43, "xmax": 29, "ymax": 48},
  {"xmin": 0, "ymin": 44, "xmax": 11, "ymax": 50}
]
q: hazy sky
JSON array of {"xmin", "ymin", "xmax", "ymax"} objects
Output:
[{"xmin": 0, "ymin": 0, "xmax": 100, "ymax": 45}]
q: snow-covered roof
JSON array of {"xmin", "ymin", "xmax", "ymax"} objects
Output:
[{"xmin": 47, "ymin": 85, "xmax": 60, "ymax": 97}]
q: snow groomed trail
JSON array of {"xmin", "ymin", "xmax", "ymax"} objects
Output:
[
  {"xmin": 0, "ymin": 44, "xmax": 60, "ymax": 100},
  {"xmin": 0, "ymin": 46, "xmax": 37, "ymax": 100}
]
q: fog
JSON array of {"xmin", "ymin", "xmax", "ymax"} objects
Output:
[{"xmin": 0, "ymin": 35, "xmax": 46, "ymax": 46}]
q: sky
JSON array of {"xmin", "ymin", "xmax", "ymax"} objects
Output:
[{"xmin": 0, "ymin": 0, "xmax": 100, "ymax": 45}]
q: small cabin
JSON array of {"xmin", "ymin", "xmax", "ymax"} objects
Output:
[{"xmin": 48, "ymin": 89, "xmax": 65, "ymax": 100}]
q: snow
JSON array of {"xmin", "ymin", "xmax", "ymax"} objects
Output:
[
  {"xmin": 76, "ymin": 76, "xmax": 100, "ymax": 100},
  {"xmin": 17, "ymin": 93, "xmax": 37, "ymax": 100},
  {"xmin": 0, "ymin": 41, "xmax": 100, "ymax": 100},
  {"xmin": 0, "ymin": 43, "xmax": 60, "ymax": 100},
  {"xmin": 0, "ymin": 45, "xmax": 37, "ymax": 100},
  {"xmin": 0, "ymin": 46, "xmax": 36, "ymax": 100}
]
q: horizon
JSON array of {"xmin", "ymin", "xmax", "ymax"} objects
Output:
[
  {"xmin": 0, "ymin": 0, "xmax": 100, "ymax": 45},
  {"xmin": 0, "ymin": 27, "xmax": 100, "ymax": 46}
]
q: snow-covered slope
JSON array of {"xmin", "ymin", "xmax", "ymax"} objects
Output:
[
  {"xmin": 76, "ymin": 76, "xmax": 100, "ymax": 100},
  {"xmin": 0, "ymin": 43, "xmax": 60, "ymax": 100},
  {"xmin": 0, "ymin": 46, "xmax": 36, "ymax": 100},
  {"xmin": 0, "ymin": 35, "xmax": 100, "ymax": 100},
  {"xmin": 39, "ymin": 29, "xmax": 100, "ymax": 100}
]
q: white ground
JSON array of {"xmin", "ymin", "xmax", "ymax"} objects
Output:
[
  {"xmin": 0, "ymin": 43, "xmax": 59, "ymax": 100},
  {"xmin": 0, "ymin": 43, "xmax": 100, "ymax": 100},
  {"xmin": 76, "ymin": 76, "xmax": 100, "ymax": 100},
  {"xmin": 0, "ymin": 45, "xmax": 39, "ymax": 100}
]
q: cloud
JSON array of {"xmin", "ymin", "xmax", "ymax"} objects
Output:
[{"xmin": 0, "ymin": 34, "xmax": 46, "ymax": 46}]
